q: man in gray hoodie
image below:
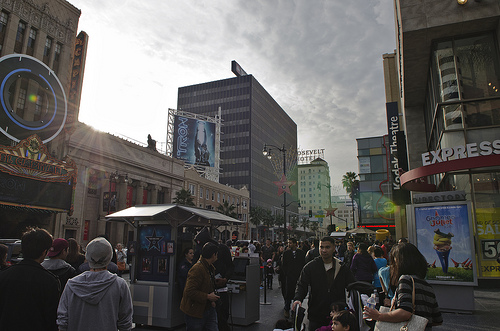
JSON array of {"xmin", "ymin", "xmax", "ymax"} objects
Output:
[{"xmin": 57, "ymin": 237, "xmax": 133, "ymax": 331}]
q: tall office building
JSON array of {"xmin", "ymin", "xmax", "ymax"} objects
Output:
[{"xmin": 177, "ymin": 63, "xmax": 298, "ymax": 226}]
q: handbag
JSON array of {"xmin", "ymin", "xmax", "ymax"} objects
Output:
[{"xmin": 374, "ymin": 276, "xmax": 428, "ymax": 331}]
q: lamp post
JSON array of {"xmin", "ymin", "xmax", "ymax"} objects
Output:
[
  {"xmin": 263, "ymin": 143, "xmax": 289, "ymax": 242},
  {"xmin": 107, "ymin": 171, "xmax": 129, "ymax": 215}
]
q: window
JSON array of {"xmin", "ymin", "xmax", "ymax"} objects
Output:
[
  {"xmin": 242, "ymin": 200, "xmax": 247, "ymax": 208},
  {"xmin": 26, "ymin": 28, "xmax": 36, "ymax": 55},
  {"xmin": 212, "ymin": 191, "xmax": 214, "ymax": 201},
  {"xmin": 199, "ymin": 187, "xmax": 203, "ymax": 198},
  {"xmin": 189, "ymin": 184, "xmax": 195, "ymax": 196},
  {"xmin": 206, "ymin": 189, "xmax": 209, "ymax": 200},
  {"xmin": 43, "ymin": 37, "xmax": 52, "ymax": 65},
  {"xmin": 16, "ymin": 85, "xmax": 27, "ymax": 118},
  {"xmin": 217, "ymin": 193, "xmax": 220, "ymax": 203},
  {"xmin": 53, "ymin": 42, "xmax": 62, "ymax": 74},
  {"xmin": 14, "ymin": 21, "xmax": 26, "ymax": 53},
  {"xmin": 0, "ymin": 11, "xmax": 9, "ymax": 53},
  {"xmin": 222, "ymin": 194, "xmax": 225, "ymax": 202}
]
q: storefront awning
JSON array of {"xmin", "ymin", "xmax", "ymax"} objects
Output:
[{"xmin": 105, "ymin": 204, "xmax": 243, "ymax": 227}]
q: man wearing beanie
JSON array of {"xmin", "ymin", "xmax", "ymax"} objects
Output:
[
  {"xmin": 42, "ymin": 238, "xmax": 76, "ymax": 292},
  {"xmin": 57, "ymin": 237, "xmax": 133, "ymax": 331}
]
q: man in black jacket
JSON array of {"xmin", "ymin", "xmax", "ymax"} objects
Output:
[
  {"xmin": 292, "ymin": 236, "xmax": 355, "ymax": 331},
  {"xmin": 282, "ymin": 237, "xmax": 306, "ymax": 318},
  {"xmin": 0, "ymin": 227, "xmax": 60, "ymax": 331}
]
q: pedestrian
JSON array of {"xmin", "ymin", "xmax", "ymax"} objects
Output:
[
  {"xmin": 42, "ymin": 238, "xmax": 77, "ymax": 292},
  {"xmin": 57, "ymin": 237, "xmax": 133, "ymax": 331},
  {"xmin": 292, "ymin": 236, "xmax": 355, "ymax": 331},
  {"xmin": 315, "ymin": 301, "xmax": 348, "ymax": 331},
  {"xmin": 248, "ymin": 240, "xmax": 256, "ymax": 253},
  {"xmin": 305, "ymin": 239, "xmax": 319, "ymax": 264},
  {"xmin": 116, "ymin": 243, "xmax": 127, "ymax": 276},
  {"xmin": 0, "ymin": 227, "xmax": 60, "ymax": 331},
  {"xmin": 282, "ymin": 237, "xmax": 306, "ymax": 318},
  {"xmin": 180, "ymin": 242, "xmax": 220, "ymax": 331},
  {"xmin": 350, "ymin": 243, "xmax": 377, "ymax": 283},
  {"xmin": 364, "ymin": 243, "xmax": 443, "ymax": 329},
  {"xmin": 261, "ymin": 238, "xmax": 276, "ymax": 265},
  {"xmin": 265, "ymin": 258, "xmax": 274, "ymax": 289},
  {"xmin": 331, "ymin": 310, "xmax": 359, "ymax": 331},
  {"xmin": 66, "ymin": 238, "xmax": 85, "ymax": 273},
  {"xmin": 372, "ymin": 246, "xmax": 387, "ymax": 302},
  {"xmin": 343, "ymin": 242, "xmax": 355, "ymax": 267},
  {"xmin": 177, "ymin": 247, "xmax": 194, "ymax": 296}
]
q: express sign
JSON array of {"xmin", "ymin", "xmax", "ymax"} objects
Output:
[{"xmin": 422, "ymin": 140, "xmax": 500, "ymax": 166}]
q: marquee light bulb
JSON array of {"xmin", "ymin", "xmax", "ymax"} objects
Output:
[{"xmin": 457, "ymin": 0, "xmax": 467, "ymax": 4}]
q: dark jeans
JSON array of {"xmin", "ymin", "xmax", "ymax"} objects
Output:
[
  {"xmin": 216, "ymin": 292, "xmax": 230, "ymax": 331},
  {"xmin": 185, "ymin": 306, "xmax": 218, "ymax": 331}
]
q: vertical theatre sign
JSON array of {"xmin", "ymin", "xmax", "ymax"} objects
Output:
[{"xmin": 386, "ymin": 102, "xmax": 409, "ymax": 204}]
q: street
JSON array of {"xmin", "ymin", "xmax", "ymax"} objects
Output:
[{"xmin": 131, "ymin": 276, "xmax": 500, "ymax": 331}]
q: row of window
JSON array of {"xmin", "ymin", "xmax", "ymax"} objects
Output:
[
  {"xmin": 299, "ymin": 169, "xmax": 323, "ymax": 174},
  {"xmin": 188, "ymin": 183, "xmax": 248, "ymax": 208},
  {"xmin": 1, "ymin": 11, "xmax": 62, "ymax": 70}
]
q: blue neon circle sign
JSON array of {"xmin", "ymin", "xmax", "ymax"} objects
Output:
[{"xmin": 0, "ymin": 54, "xmax": 67, "ymax": 143}]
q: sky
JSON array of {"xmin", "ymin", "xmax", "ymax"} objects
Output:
[{"xmin": 69, "ymin": 0, "xmax": 397, "ymax": 194}]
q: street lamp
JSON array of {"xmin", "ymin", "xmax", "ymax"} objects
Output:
[
  {"xmin": 108, "ymin": 171, "xmax": 129, "ymax": 214},
  {"xmin": 263, "ymin": 143, "xmax": 290, "ymax": 241}
]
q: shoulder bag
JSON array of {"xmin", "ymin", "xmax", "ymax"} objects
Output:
[{"xmin": 374, "ymin": 276, "xmax": 428, "ymax": 331}]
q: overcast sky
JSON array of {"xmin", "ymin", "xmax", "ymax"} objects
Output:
[{"xmin": 70, "ymin": 0, "xmax": 396, "ymax": 194}]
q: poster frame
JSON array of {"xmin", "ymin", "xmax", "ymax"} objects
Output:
[{"xmin": 407, "ymin": 200, "xmax": 478, "ymax": 286}]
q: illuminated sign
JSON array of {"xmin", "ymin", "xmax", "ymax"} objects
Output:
[
  {"xmin": 298, "ymin": 149, "xmax": 325, "ymax": 164},
  {"xmin": 422, "ymin": 139, "xmax": 500, "ymax": 166},
  {"xmin": 0, "ymin": 135, "xmax": 77, "ymax": 213},
  {"xmin": 172, "ymin": 115, "xmax": 216, "ymax": 167}
]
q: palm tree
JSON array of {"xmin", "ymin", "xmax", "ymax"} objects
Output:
[
  {"xmin": 342, "ymin": 172, "xmax": 358, "ymax": 228},
  {"xmin": 300, "ymin": 217, "xmax": 310, "ymax": 233},
  {"xmin": 216, "ymin": 201, "xmax": 237, "ymax": 218},
  {"xmin": 250, "ymin": 206, "xmax": 265, "ymax": 228},
  {"xmin": 309, "ymin": 221, "xmax": 319, "ymax": 237},
  {"xmin": 173, "ymin": 188, "xmax": 195, "ymax": 206}
]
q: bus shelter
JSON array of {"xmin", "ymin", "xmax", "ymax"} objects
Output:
[{"xmin": 106, "ymin": 204, "xmax": 242, "ymax": 328}]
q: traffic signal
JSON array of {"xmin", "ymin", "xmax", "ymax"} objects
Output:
[{"xmin": 309, "ymin": 210, "xmax": 312, "ymax": 217}]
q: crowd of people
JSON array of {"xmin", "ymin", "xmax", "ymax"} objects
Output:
[
  {"xmin": 227, "ymin": 236, "xmax": 442, "ymax": 331},
  {"xmin": 0, "ymin": 228, "xmax": 443, "ymax": 331},
  {"xmin": 0, "ymin": 228, "xmax": 133, "ymax": 331}
]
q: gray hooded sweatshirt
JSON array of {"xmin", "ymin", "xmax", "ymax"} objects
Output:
[{"xmin": 57, "ymin": 270, "xmax": 133, "ymax": 331}]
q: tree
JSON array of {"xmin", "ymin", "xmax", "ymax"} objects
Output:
[
  {"xmin": 262, "ymin": 209, "xmax": 275, "ymax": 229},
  {"xmin": 173, "ymin": 188, "xmax": 195, "ymax": 206},
  {"xmin": 300, "ymin": 217, "xmax": 310, "ymax": 232},
  {"xmin": 309, "ymin": 221, "xmax": 319, "ymax": 236},
  {"xmin": 216, "ymin": 201, "xmax": 237, "ymax": 218},
  {"xmin": 289, "ymin": 217, "xmax": 299, "ymax": 235},
  {"xmin": 250, "ymin": 206, "xmax": 266, "ymax": 228},
  {"xmin": 274, "ymin": 214, "xmax": 284, "ymax": 227},
  {"xmin": 342, "ymin": 172, "xmax": 359, "ymax": 227}
]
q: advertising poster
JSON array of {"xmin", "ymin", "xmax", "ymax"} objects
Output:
[
  {"xmin": 414, "ymin": 204, "xmax": 475, "ymax": 283},
  {"xmin": 137, "ymin": 225, "xmax": 172, "ymax": 281},
  {"xmin": 476, "ymin": 207, "xmax": 500, "ymax": 277},
  {"xmin": 172, "ymin": 115, "xmax": 216, "ymax": 167}
]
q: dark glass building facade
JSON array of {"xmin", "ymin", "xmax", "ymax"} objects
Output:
[{"xmin": 177, "ymin": 74, "xmax": 298, "ymax": 215}]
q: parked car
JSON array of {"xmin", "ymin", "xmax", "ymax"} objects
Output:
[{"xmin": 0, "ymin": 239, "xmax": 23, "ymax": 265}]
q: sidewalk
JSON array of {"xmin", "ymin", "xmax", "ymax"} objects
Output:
[{"xmin": 132, "ymin": 276, "xmax": 500, "ymax": 330}]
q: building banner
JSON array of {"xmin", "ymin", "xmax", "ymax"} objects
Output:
[
  {"xmin": 414, "ymin": 203, "xmax": 475, "ymax": 284},
  {"xmin": 172, "ymin": 115, "xmax": 215, "ymax": 167},
  {"xmin": 476, "ymin": 208, "xmax": 500, "ymax": 278}
]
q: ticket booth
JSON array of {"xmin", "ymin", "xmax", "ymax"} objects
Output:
[{"xmin": 106, "ymin": 204, "xmax": 243, "ymax": 328}]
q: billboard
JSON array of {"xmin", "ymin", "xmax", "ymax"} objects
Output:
[
  {"xmin": 410, "ymin": 201, "xmax": 477, "ymax": 285},
  {"xmin": 172, "ymin": 115, "xmax": 216, "ymax": 167}
]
